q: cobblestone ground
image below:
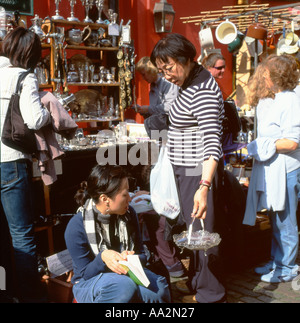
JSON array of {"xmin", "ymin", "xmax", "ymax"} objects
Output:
[
  {"xmin": 171, "ymin": 243, "xmax": 300, "ymax": 303},
  {"xmin": 226, "ymin": 258, "xmax": 300, "ymax": 303}
]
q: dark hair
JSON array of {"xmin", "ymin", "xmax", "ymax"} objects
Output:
[
  {"xmin": 74, "ymin": 165, "xmax": 128, "ymax": 206},
  {"xmin": 150, "ymin": 33, "xmax": 196, "ymax": 67},
  {"xmin": 2, "ymin": 27, "xmax": 41, "ymax": 69}
]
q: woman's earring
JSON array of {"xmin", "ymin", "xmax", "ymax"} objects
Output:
[{"xmin": 106, "ymin": 202, "xmax": 110, "ymax": 214}]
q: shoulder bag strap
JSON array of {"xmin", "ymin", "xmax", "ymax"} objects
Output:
[{"xmin": 15, "ymin": 70, "xmax": 31, "ymax": 95}]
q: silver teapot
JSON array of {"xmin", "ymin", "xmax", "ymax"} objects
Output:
[
  {"xmin": 29, "ymin": 15, "xmax": 52, "ymax": 40},
  {"xmin": 65, "ymin": 26, "xmax": 91, "ymax": 46}
]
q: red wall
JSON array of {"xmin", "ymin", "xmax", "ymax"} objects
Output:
[{"xmin": 24, "ymin": 0, "xmax": 298, "ymax": 122}]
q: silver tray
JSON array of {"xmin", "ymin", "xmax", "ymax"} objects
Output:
[{"xmin": 173, "ymin": 230, "xmax": 221, "ymax": 252}]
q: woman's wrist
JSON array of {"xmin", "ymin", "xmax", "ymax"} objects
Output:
[
  {"xmin": 198, "ymin": 185, "xmax": 209, "ymax": 191},
  {"xmin": 199, "ymin": 179, "xmax": 211, "ymax": 190}
]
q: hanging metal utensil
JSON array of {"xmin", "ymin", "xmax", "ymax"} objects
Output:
[
  {"xmin": 187, "ymin": 218, "xmax": 204, "ymax": 244},
  {"xmin": 187, "ymin": 217, "xmax": 195, "ymax": 244}
]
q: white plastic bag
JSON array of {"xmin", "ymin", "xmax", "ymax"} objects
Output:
[
  {"xmin": 130, "ymin": 194, "xmax": 153, "ymax": 214},
  {"xmin": 150, "ymin": 145, "xmax": 180, "ymax": 219}
]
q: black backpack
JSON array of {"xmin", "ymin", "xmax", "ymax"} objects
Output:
[{"xmin": 222, "ymin": 100, "xmax": 242, "ymax": 141}]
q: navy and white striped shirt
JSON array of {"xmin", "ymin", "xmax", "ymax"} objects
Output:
[{"xmin": 167, "ymin": 64, "xmax": 224, "ymax": 167}]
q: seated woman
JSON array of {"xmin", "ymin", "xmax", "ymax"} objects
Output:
[{"xmin": 64, "ymin": 164, "xmax": 171, "ymax": 303}]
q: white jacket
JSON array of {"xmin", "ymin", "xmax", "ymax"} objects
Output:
[
  {"xmin": 0, "ymin": 56, "xmax": 50, "ymax": 162},
  {"xmin": 243, "ymin": 137, "xmax": 286, "ymax": 226}
]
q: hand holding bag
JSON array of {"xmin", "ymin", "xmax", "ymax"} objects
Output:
[
  {"xmin": 1, "ymin": 71, "xmax": 37, "ymax": 154},
  {"xmin": 150, "ymin": 145, "xmax": 180, "ymax": 219}
]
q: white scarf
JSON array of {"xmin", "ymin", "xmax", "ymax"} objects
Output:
[{"xmin": 80, "ymin": 199, "xmax": 134, "ymax": 256}]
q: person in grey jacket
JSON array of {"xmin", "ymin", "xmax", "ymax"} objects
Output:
[
  {"xmin": 0, "ymin": 27, "xmax": 50, "ymax": 302},
  {"xmin": 135, "ymin": 56, "xmax": 179, "ymax": 116}
]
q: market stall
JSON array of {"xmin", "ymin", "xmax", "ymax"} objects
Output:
[
  {"xmin": 1, "ymin": 0, "xmax": 300, "ymax": 303},
  {"xmin": 1, "ymin": 1, "xmax": 297, "ymax": 244},
  {"xmin": 0, "ymin": 0, "xmax": 142, "ymax": 222}
]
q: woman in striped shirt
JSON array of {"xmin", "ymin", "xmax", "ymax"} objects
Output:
[{"xmin": 151, "ymin": 33, "xmax": 226, "ymax": 303}]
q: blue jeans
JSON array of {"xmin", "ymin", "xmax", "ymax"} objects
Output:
[
  {"xmin": 0, "ymin": 160, "xmax": 39, "ymax": 299},
  {"xmin": 73, "ymin": 268, "xmax": 171, "ymax": 303},
  {"xmin": 269, "ymin": 167, "xmax": 300, "ymax": 276}
]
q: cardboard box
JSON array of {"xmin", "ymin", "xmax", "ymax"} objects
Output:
[
  {"xmin": 45, "ymin": 249, "xmax": 74, "ymax": 303},
  {"xmin": 45, "ymin": 273, "xmax": 73, "ymax": 303}
]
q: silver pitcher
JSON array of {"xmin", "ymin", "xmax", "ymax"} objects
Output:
[
  {"xmin": 65, "ymin": 26, "xmax": 92, "ymax": 45},
  {"xmin": 29, "ymin": 15, "xmax": 52, "ymax": 40}
]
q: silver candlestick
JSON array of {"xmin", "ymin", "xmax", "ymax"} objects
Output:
[
  {"xmin": 108, "ymin": 9, "xmax": 114, "ymax": 22},
  {"xmin": 95, "ymin": 0, "xmax": 104, "ymax": 24},
  {"xmin": 81, "ymin": 0, "xmax": 94, "ymax": 23},
  {"xmin": 52, "ymin": 0, "xmax": 64, "ymax": 20},
  {"xmin": 67, "ymin": 0, "xmax": 79, "ymax": 22}
]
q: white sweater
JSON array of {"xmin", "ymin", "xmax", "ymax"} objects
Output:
[{"xmin": 0, "ymin": 56, "xmax": 50, "ymax": 162}]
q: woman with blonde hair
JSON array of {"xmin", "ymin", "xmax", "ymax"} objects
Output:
[
  {"xmin": 136, "ymin": 56, "xmax": 159, "ymax": 78},
  {"xmin": 244, "ymin": 54, "xmax": 300, "ymax": 283}
]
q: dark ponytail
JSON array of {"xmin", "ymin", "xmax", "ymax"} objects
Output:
[{"xmin": 74, "ymin": 181, "xmax": 89, "ymax": 206}]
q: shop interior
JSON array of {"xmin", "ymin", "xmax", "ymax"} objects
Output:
[{"xmin": 1, "ymin": 0, "xmax": 300, "ymax": 302}]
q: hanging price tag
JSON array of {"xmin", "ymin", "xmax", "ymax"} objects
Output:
[{"xmin": 122, "ymin": 25, "xmax": 131, "ymax": 44}]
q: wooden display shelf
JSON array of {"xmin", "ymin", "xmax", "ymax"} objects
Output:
[
  {"xmin": 75, "ymin": 117, "xmax": 120, "ymax": 122},
  {"xmin": 34, "ymin": 224, "xmax": 55, "ymax": 255},
  {"xmin": 66, "ymin": 45, "xmax": 119, "ymax": 51},
  {"xmin": 41, "ymin": 41, "xmax": 119, "ymax": 52},
  {"xmin": 39, "ymin": 83, "xmax": 53, "ymax": 89},
  {"xmin": 48, "ymin": 19, "xmax": 107, "ymax": 29},
  {"xmin": 41, "ymin": 43, "xmax": 51, "ymax": 49},
  {"xmin": 67, "ymin": 82, "xmax": 120, "ymax": 87},
  {"xmin": 42, "ymin": 17, "xmax": 125, "ymax": 122}
]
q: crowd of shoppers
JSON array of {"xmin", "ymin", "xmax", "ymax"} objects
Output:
[{"xmin": 1, "ymin": 23, "xmax": 299, "ymax": 304}]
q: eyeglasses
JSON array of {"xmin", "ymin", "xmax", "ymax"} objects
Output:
[
  {"xmin": 213, "ymin": 65, "xmax": 226, "ymax": 71},
  {"xmin": 158, "ymin": 63, "xmax": 176, "ymax": 76}
]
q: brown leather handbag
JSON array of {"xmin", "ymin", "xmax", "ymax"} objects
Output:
[{"xmin": 1, "ymin": 71, "xmax": 37, "ymax": 154}]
